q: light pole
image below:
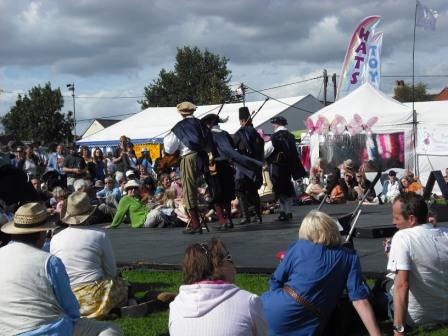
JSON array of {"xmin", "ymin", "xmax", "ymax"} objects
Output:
[{"xmin": 66, "ymin": 83, "xmax": 76, "ymax": 138}]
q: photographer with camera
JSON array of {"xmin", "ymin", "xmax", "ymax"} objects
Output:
[{"xmin": 113, "ymin": 135, "xmax": 131, "ymax": 184}]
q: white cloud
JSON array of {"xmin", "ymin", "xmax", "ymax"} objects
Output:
[
  {"xmin": 21, "ymin": 1, "xmax": 42, "ymax": 25},
  {"xmin": 1, "ymin": 0, "xmax": 448, "ymax": 137}
]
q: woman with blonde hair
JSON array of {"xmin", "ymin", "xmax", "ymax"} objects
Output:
[
  {"xmin": 169, "ymin": 238, "xmax": 268, "ymax": 336},
  {"xmin": 261, "ymin": 211, "xmax": 380, "ymax": 336}
]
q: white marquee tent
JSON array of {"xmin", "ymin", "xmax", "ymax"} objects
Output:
[
  {"xmin": 78, "ymin": 95, "xmax": 323, "ymax": 148},
  {"xmin": 307, "ymin": 83, "xmax": 448, "ymax": 191},
  {"xmin": 308, "ymin": 83, "xmax": 414, "ymax": 170},
  {"xmin": 406, "ymin": 100, "xmax": 448, "ymax": 187}
]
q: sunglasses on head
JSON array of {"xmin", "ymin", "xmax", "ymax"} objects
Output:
[
  {"xmin": 224, "ymin": 251, "xmax": 233, "ymax": 264},
  {"xmin": 199, "ymin": 243, "xmax": 212, "ymax": 262}
]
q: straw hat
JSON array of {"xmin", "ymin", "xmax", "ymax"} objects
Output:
[
  {"xmin": 176, "ymin": 102, "xmax": 196, "ymax": 116},
  {"xmin": 124, "ymin": 180, "xmax": 140, "ymax": 190},
  {"xmin": 1, "ymin": 203, "xmax": 55, "ymax": 234},
  {"xmin": 60, "ymin": 191, "xmax": 96, "ymax": 225}
]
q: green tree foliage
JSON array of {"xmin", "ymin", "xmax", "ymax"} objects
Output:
[
  {"xmin": 393, "ymin": 81, "xmax": 431, "ymax": 102},
  {"xmin": 140, "ymin": 46, "xmax": 235, "ymax": 109},
  {"xmin": 1, "ymin": 82, "xmax": 73, "ymax": 144}
]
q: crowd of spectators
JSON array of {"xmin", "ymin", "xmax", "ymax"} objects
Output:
[
  {"xmin": 298, "ymin": 158, "xmax": 425, "ymax": 206},
  {"xmin": 1, "ymin": 138, "xmax": 197, "ymax": 230},
  {"xmin": 0, "ymin": 138, "xmax": 447, "ymax": 335}
]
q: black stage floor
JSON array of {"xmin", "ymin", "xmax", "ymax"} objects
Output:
[{"xmin": 101, "ymin": 203, "xmax": 401, "ymax": 276}]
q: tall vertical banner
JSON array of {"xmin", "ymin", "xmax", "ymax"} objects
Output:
[
  {"xmin": 336, "ymin": 16, "xmax": 381, "ymax": 100},
  {"xmin": 364, "ymin": 32, "xmax": 383, "ymax": 90}
]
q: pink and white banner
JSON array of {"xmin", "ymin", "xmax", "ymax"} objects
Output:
[
  {"xmin": 337, "ymin": 16, "xmax": 381, "ymax": 100},
  {"xmin": 364, "ymin": 32, "xmax": 383, "ymax": 90}
]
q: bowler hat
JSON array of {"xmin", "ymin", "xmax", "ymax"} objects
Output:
[{"xmin": 270, "ymin": 116, "xmax": 288, "ymax": 126}]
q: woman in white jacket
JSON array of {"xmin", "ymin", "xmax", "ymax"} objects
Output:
[{"xmin": 169, "ymin": 238, "xmax": 268, "ymax": 336}]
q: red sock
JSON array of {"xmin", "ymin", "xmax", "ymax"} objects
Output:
[
  {"xmin": 188, "ymin": 208, "xmax": 200, "ymax": 229},
  {"xmin": 214, "ymin": 204, "xmax": 226, "ymax": 225}
]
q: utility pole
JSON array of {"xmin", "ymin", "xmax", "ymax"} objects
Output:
[
  {"xmin": 323, "ymin": 69, "xmax": 328, "ymax": 105},
  {"xmin": 66, "ymin": 83, "xmax": 76, "ymax": 139},
  {"xmin": 332, "ymin": 73, "xmax": 337, "ymax": 101}
]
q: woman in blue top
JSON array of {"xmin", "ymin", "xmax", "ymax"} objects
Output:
[{"xmin": 261, "ymin": 211, "xmax": 380, "ymax": 336}]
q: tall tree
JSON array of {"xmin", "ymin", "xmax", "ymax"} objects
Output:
[
  {"xmin": 1, "ymin": 82, "xmax": 74, "ymax": 144},
  {"xmin": 393, "ymin": 81, "xmax": 431, "ymax": 102},
  {"xmin": 140, "ymin": 46, "xmax": 235, "ymax": 109}
]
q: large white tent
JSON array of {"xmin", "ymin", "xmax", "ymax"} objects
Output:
[
  {"xmin": 308, "ymin": 83, "xmax": 414, "ymax": 170},
  {"xmin": 78, "ymin": 95, "xmax": 323, "ymax": 147},
  {"xmin": 405, "ymin": 100, "xmax": 448, "ymax": 188}
]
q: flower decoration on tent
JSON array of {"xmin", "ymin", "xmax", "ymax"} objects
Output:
[
  {"xmin": 304, "ymin": 116, "xmax": 326, "ymax": 135},
  {"xmin": 329, "ymin": 114, "xmax": 348, "ymax": 135},
  {"xmin": 348, "ymin": 114, "xmax": 378, "ymax": 135}
]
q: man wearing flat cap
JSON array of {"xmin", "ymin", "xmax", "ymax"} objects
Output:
[
  {"xmin": 0, "ymin": 203, "xmax": 123, "ymax": 335},
  {"xmin": 163, "ymin": 101, "xmax": 209, "ymax": 234},
  {"xmin": 233, "ymin": 106, "xmax": 265, "ymax": 224},
  {"xmin": 265, "ymin": 116, "xmax": 306, "ymax": 221}
]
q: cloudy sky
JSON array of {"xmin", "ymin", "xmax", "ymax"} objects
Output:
[{"xmin": 0, "ymin": 0, "xmax": 447, "ymax": 135}]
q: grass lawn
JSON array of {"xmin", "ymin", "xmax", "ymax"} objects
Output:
[{"xmin": 116, "ymin": 270, "xmax": 448, "ymax": 336}]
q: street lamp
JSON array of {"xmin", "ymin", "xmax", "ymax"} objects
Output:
[{"xmin": 66, "ymin": 83, "xmax": 76, "ymax": 138}]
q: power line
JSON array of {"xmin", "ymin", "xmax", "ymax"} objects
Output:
[
  {"xmin": 243, "ymin": 84, "xmax": 316, "ymax": 115},
  {"xmin": 75, "ymin": 95, "xmax": 145, "ymax": 99},
  {"xmin": 245, "ymin": 75, "xmax": 323, "ymax": 94}
]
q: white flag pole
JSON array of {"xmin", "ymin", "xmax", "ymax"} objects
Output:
[{"xmin": 412, "ymin": 0, "xmax": 418, "ymax": 176}]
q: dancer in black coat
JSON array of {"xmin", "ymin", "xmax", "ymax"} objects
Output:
[{"xmin": 265, "ymin": 116, "xmax": 307, "ymax": 221}]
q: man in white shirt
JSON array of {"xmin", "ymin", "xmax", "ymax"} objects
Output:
[
  {"xmin": 163, "ymin": 102, "xmax": 208, "ymax": 234},
  {"xmin": 387, "ymin": 193, "xmax": 448, "ymax": 334},
  {"xmin": 381, "ymin": 170, "xmax": 401, "ymax": 203}
]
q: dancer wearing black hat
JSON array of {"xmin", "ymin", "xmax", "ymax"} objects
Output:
[
  {"xmin": 201, "ymin": 114, "xmax": 263, "ymax": 230},
  {"xmin": 233, "ymin": 107, "xmax": 265, "ymax": 224},
  {"xmin": 265, "ymin": 116, "xmax": 307, "ymax": 221}
]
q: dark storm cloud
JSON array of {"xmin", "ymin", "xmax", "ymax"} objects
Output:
[{"xmin": 0, "ymin": 0, "xmax": 447, "ymax": 81}]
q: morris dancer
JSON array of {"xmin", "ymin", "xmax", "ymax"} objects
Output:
[
  {"xmin": 201, "ymin": 114, "xmax": 263, "ymax": 231},
  {"xmin": 265, "ymin": 116, "xmax": 306, "ymax": 221},
  {"xmin": 164, "ymin": 102, "xmax": 209, "ymax": 234},
  {"xmin": 233, "ymin": 107, "xmax": 265, "ymax": 224}
]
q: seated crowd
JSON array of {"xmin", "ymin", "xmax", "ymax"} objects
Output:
[
  {"xmin": 299, "ymin": 158, "xmax": 425, "ymax": 206},
  {"xmin": 0, "ymin": 139, "xmax": 447, "ymax": 335}
]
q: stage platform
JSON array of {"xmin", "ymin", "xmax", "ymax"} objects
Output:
[{"xmin": 101, "ymin": 203, "xmax": 405, "ymax": 276}]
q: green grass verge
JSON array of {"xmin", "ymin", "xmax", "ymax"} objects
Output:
[{"xmin": 115, "ymin": 270, "xmax": 448, "ymax": 336}]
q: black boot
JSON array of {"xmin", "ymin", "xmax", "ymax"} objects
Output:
[
  {"xmin": 238, "ymin": 194, "xmax": 251, "ymax": 225},
  {"xmin": 183, "ymin": 208, "xmax": 203, "ymax": 234},
  {"xmin": 277, "ymin": 212, "xmax": 287, "ymax": 221}
]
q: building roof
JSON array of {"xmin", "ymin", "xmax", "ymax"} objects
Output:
[
  {"xmin": 435, "ymin": 87, "xmax": 448, "ymax": 101},
  {"xmin": 78, "ymin": 95, "xmax": 323, "ymax": 146},
  {"xmin": 95, "ymin": 119, "xmax": 120, "ymax": 128}
]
